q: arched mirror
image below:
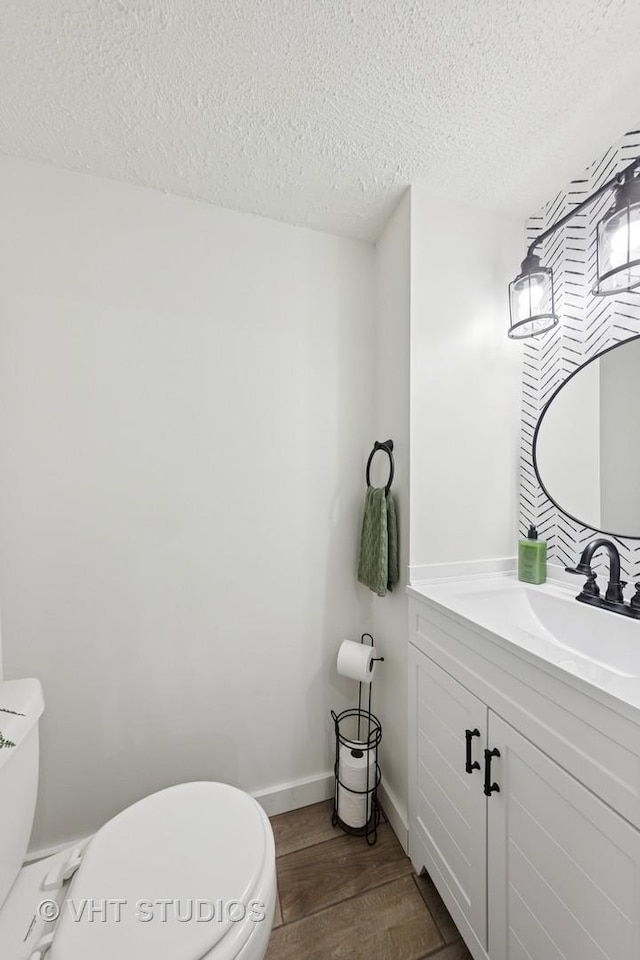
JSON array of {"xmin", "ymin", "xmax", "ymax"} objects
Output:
[{"xmin": 533, "ymin": 335, "xmax": 640, "ymax": 539}]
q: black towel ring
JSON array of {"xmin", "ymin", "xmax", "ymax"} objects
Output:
[{"xmin": 366, "ymin": 440, "xmax": 394, "ymax": 495}]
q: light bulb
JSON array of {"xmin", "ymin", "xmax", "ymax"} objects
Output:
[
  {"xmin": 517, "ymin": 277, "xmax": 544, "ymax": 318},
  {"xmin": 609, "ymin": 217, "xmax": 640, "ymax": 268}
]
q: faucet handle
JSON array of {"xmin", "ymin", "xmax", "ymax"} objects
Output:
[
  {"xmin": 581, "ymin": 572, "xmax": 600, "ymax": 598},
  {"xmin": 565, "ymin": 568, "xmax": 600, "ymax": 598},
  {"xmin": 605, "ymin": 580, "xmax": 627, "ymax": 604}
]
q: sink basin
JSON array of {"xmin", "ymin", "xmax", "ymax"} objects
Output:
[
  {"xmin": 527, "ymin": 588, "xmax": 640, "ymax": 677},
  {"xmin": 410, "ymin": 575, "xmax": 640, "ymax": 694}
]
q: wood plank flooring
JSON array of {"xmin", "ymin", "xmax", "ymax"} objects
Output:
[{"xmin": 266, "ymin": 800, "xmax": 472, "ymax": 960}]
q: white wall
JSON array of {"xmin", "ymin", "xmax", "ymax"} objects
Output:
[
  {"xmin": 0, "ymin": 158, "xmax": 375, "ymax": 849},
  {"xmin": 409, "ymin": 186, "xmax": 523, "ymax": 568},
  {"xmin": 367, "ymin": 186, "xmax": 523, "ymax": 837},
  {"xmin": 371, "ymin": 192, "xmax": 411, "ymax": 837}
]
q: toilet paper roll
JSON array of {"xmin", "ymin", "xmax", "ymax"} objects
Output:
[
  {"xmin": 337, "ymin": 743, "xmax": 376, "ymax": 828},
  {"xmin": 337, "ymin": 640, "xmax": 378, "ymax": 684}
]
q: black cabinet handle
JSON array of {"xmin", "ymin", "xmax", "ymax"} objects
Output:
[
  {"xmin": 465, "ymin": 728, "xmax": 481, "ymax": 774},
  {"xmin": 483, "ymin": 747, "xmax": 500, "ymax": 796}
]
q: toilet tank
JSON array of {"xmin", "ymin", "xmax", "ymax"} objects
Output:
[{"xmin": 0, "ymin": 679, "xmax": 44, "ymax": 910}]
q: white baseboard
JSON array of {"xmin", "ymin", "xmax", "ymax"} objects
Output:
[
  {"xmin": 26, "ymin": 772, "xmax": 406, "ymax": 863},
  {"xmin": 25, "ymin": 834, "xmax": 91, "ymax": 864},
  {"xmin": 252, "ymin": 771, "xmax": 334, "ymax": 817},
  {"xmin": 378, "ymin": 777, "xmax": 408, "ymax": 852},
  {"xmin": 255, "ymin": 770, "xmax": 408, "ymax": 851},
  {"xmin": 25, "ymin": 776, "xmax": 335, "ymax": 862}
]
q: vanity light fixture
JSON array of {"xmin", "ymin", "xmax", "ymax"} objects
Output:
[
  {"xmin": 508, "ymin": 154, "xmax": 640, "ymax": 340},
  {"xmin": 508, "ymin": 253, "xmax": 558, "ymax": 339},
  {"xmin": 593, "ymin": 171, "xmax": 640, "ymax": 296}
]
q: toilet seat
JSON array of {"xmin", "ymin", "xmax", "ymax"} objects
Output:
[{"xmin": 48, "ymin": 782, "xmax": 275, "ymax": 960}]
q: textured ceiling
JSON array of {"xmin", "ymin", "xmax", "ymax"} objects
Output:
[{"xmin": 1, "ymin": 1, "xmax": 640, "ymax": 240}]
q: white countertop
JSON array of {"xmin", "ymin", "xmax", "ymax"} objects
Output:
[{"xmin": 408, "ymin": 572, "xmax": 640, "ymax": 722}]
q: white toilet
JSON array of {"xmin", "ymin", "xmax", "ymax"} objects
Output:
[{"xmin": 0, "ymin": 678, "xmax": 277, "ymax": 960}]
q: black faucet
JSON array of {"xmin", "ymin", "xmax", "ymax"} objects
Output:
[{"xmin": 566, "ymin": 538, "xmax": 640, "ymax": 619}]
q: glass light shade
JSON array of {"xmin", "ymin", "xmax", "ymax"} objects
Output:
[
  {"xmin": 508, "ymin": 258, "xmax": 558, "ymax": 339},
  {"xmin": 594, "ymin": 178, "xmax": 640, "ymax": 296}
]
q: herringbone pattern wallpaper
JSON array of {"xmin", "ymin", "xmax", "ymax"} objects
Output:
[{"xmin": 520, "ymin": 124, "xmax": 640, "ymax": 580}]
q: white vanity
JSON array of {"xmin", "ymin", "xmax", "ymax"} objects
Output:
[{"xmin": 408, "ymin": 573, "xmax": 640, "ymax": 960}]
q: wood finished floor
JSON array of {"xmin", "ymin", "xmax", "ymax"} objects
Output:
[{"xmin": 266, "ymin": 800, "xmax": 472, "ymax": 960}]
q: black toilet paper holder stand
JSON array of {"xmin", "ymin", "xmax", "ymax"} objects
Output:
[{"xmin": 330, "ymin": 633, "xmax": 384, "ymax": 846}]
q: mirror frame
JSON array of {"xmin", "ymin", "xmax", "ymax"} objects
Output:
[{"xmin": 532, "ymin": 333, "xmax": 640, "ymax": 541}]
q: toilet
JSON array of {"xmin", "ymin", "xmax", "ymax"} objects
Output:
[{"xmin": 0, "ymin": 678, "xmax": 277, "ymax": 960}]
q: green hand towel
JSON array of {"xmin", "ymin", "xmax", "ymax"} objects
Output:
[
  {"xmin": 358, "ymin": 487, "xmax": 399, "ymax": 597},
  {"xmin": 386, "ymin": 494, "xmax": 399, "ymax": 590}
]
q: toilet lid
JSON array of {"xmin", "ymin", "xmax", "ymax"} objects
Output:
[{"xmin": 50, "ymin": 782, "xmax": 269, "ymax": 960}]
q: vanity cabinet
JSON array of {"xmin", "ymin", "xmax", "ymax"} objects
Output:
[{"xmin": 408, "ymin": 595, "xmax": 640, "ymax": 960}]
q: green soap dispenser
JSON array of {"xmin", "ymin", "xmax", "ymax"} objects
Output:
[{"xmin": 518, "ymin": 524, "xmax": 547, "ymax": 584}]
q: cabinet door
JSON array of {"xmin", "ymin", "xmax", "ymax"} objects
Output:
[
  {"xmin": 488, "ymin": 712, "xmax": 640, "ymax": 960},
  {"xmin": 408, "ymin": 644, "xmax": 488, "ymax": 949}
]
